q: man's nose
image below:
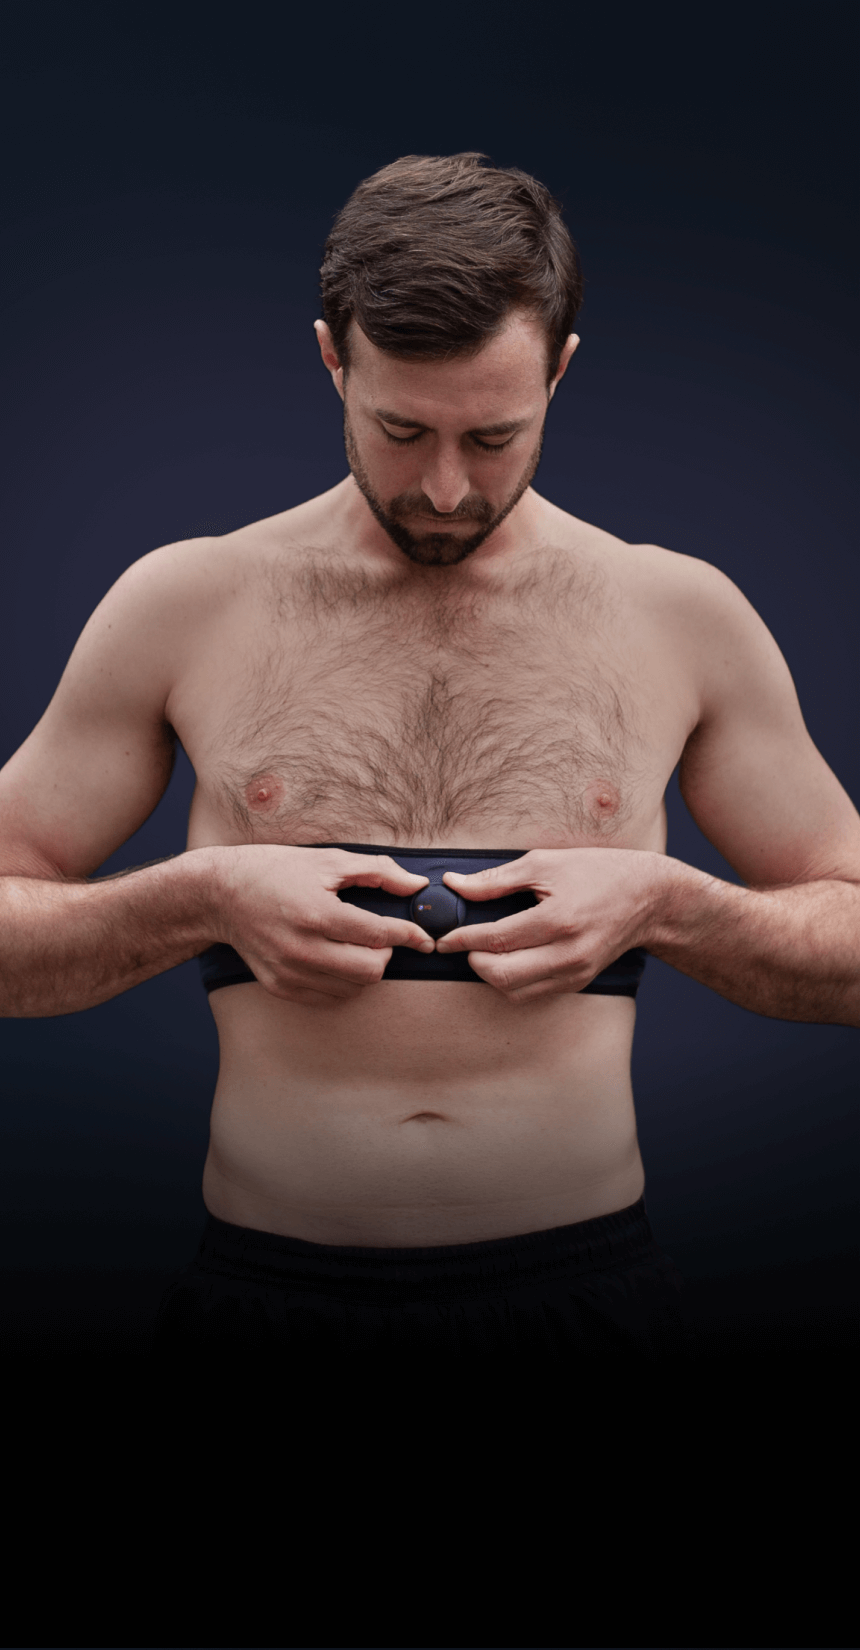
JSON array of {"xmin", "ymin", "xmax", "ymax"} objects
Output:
[{"xmin": 419, "ymin": 448, "xmax": 471, "ymax": 514}]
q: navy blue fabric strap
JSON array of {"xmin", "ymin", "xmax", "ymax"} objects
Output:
[
  {"xmin": 199, "ymin": 944, "xmax": 259, "ymax": 993},
  {"xmin": 198, "ymin": 843, "xmax": 647, "ymax": 994}
]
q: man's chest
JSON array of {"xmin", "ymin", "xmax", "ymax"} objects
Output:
[{"xmin": 177, "ymin": 562, "xmax": 692, "ymax": 848}]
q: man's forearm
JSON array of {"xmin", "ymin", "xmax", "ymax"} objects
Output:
[
  {"xmin": 0, "ymin": 851, "xmax": 219, "ymax": 1017},
  {"xmin": 646, "ymin": 859, "xmax": 860, "ymax": 1027}
]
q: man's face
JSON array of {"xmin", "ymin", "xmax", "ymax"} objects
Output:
[{"xmin": 328, "ymin": 311, "xmax": 567, "ymax": 567}]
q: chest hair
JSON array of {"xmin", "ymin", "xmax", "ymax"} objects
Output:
[{"xmin": 214, "ymin": 551, "xmax": 644, "ymax": 842}]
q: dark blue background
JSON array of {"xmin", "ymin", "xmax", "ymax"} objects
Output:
[{"xmin": 0, "ymin": 2, "xmax": 856, "ymax": 1358}]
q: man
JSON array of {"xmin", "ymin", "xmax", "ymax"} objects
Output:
[{"xmin": 1, "ymin": 153, "xmax": 857, "ymax": 1364}]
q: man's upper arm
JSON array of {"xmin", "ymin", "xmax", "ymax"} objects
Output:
[
  {"xmin": 0, "ymin": 548, "xmax": 196, "ymax": 880},
  {"xmin": 672, "ymin": 560, "xmax": 860, "ymax": 888}
]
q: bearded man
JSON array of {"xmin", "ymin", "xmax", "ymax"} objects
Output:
[{"xmin": 1, "ymin": 153, "xmax": 857, "ymax": 1365}]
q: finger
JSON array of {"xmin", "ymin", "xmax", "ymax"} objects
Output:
[
  {"xmin": 503, "ymin": 979, "xmax": 576, "ymax": 1004},
  {"xmin": 435, "ymin": 908, "xmax": 556, "ymax": 955},
  {"xmin": 441, "ymin": 856, "xmax": 541, "ymax": 901},
  {"xmin": 278, "ymin": 983, "xmax": 364, "ymax": 1004},
  {"xmin": 329, "ymin": 852, "xmax": 431, "ymax": 896},
  {"xmin": 266, "ymin": 975, "xmax": 367, "ymax": 1004},
  {"xmin": 302, "ymin": 938, "xmax": 398, "ymax": 985},
  {"xmin": 261, "ymin": 964, "xmax": 366, "ymax": 1001},
  {"xmin": 278, "ymin": 987, "xmax": 360, "ymax": 1007},
  {"xmin": 322, "ymin": 902, "xmax": 436, "ymax": 954},
  {"xmin": 467, "ymin": 942, "xmax": 587, "ymax": 995}
]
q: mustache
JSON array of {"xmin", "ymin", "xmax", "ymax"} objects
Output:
[{"xmin": 386, "ymin": 491, "xmax": 495, "ymax": 525}]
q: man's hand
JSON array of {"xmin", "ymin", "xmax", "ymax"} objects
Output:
[
  {"xmin": 435, "ymin": 848, "xmax": 662, "ymax": 1003},
  {"xmin": 436, "ymin": 844, "xmax": 860, "ymax": 1025},
  {"xmin": 213, "ymin": 845, "xmax": 435, "ymax": 1007}
]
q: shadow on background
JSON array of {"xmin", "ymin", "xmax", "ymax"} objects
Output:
[{"xmin": 0, "ymin": 1, "xmax": 856, "ymax": 1362}]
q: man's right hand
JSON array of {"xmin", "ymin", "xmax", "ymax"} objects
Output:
[{"xmin": 211, "ymin": 845, "xmax": 435, "ymax": 1007}]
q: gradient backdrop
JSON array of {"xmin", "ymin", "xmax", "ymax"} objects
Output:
[{"xmin": 0, "ymin": 2, "xmax": 856, "ymax": 1359}]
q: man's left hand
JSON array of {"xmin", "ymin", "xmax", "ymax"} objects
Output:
[{"xmin": 436, "ymin": 848, "xmax": 667, "ymax": 1002}]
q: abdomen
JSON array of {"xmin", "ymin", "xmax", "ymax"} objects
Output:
[{"xmin": 202, "ymin": 982, "xmax": 644, "ymax": 1245}]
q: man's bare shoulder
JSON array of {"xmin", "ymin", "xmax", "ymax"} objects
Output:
[
  {"xmin": 100, "ymin": 488, "xmax": 342, "ymax": 622},
  {"xmin": 618, "ymin": 538, "xmax": 777, "ymax": 679},
  {"xmin": 539, "ymin": 499, "xmax": 758, "ymax": 635},
  {"xmin": 536, "ymin": 500, "xmax": 779, "ymax": 716}
]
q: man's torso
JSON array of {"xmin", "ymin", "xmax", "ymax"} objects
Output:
[{"xmin": 163, "ymin": 485, "xmax": 700, "ymax": 1244}]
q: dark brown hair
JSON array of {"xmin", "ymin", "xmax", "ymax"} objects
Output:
[{"xmin": 319, "ymin": 153, "xmax": 583, "ymax": 385}]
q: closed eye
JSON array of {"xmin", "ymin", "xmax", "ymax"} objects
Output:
[
  {"xmin": 383, "ymin": 428, "xmax": 422, "ymax": 446},
  {"xmin": 471, "ymin": 435, "xmax": 515, "ymax": 453},
  {"xmin": 382, "ymin": 428, "xmax": 515, "ymax": 453}
]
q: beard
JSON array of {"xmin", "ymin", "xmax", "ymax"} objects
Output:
[{"xmin": 343, "ymin": 408, "xmax": 545, "ymax": 567}]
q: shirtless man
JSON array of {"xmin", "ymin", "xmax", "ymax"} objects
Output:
[{"xmin": 1, "ymin": 154, "xmax": 858, "ymax": 1363}]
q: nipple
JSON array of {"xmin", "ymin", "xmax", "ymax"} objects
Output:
[
  {"xmin": 586, "ymin": 780, "xmax": 621, "ymax": 821},
  {"xmin": 244, "ymin": 773, "xmax": 284, "ymax": 813}
]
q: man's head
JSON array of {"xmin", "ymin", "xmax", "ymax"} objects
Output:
[{"xmin": 316, "ymin": 153, "xmax": 582, "ymax": 566}]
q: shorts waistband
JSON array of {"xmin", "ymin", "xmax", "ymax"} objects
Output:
[{"xmin": 191, "ymin": 1198, "xmax": 658, "ymax": 1305}]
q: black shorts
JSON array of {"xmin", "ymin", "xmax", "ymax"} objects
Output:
[{"xmin": 151, "ymin": 1196, "xmax": 698, "ymax": 1366}]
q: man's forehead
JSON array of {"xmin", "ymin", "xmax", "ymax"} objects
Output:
[{"xmin": 346, "ymin": 311, "xmax": 549, "ymax": 416}]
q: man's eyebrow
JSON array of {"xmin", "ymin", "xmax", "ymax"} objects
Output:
[
  {"xmin": 468, "ymin": 418, "xmax": 528, "ymax": 437},
  {"xmin": 375, "ymin": 409, "xmax": 528, "ymax": 437},
  {"xmin": 375, "ymin": 409, "xmax": 429, "ymax": 429}
]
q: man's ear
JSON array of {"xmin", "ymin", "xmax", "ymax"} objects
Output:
[
  {"xmin": 548, "ymin": 333, "xmax": 580, "ymax": 400},
  {"xmin": 314, "ymin": 320, "xmax": 345, "ymax": 402}
]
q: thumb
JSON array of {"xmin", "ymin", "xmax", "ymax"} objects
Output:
[
  {"xmin": 442, "ymin": 860, "xmax": 533, "ymax": 901},
  {"xmin": 333, "ymin": 853, "xmax": 429, "ymax": 895}
]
